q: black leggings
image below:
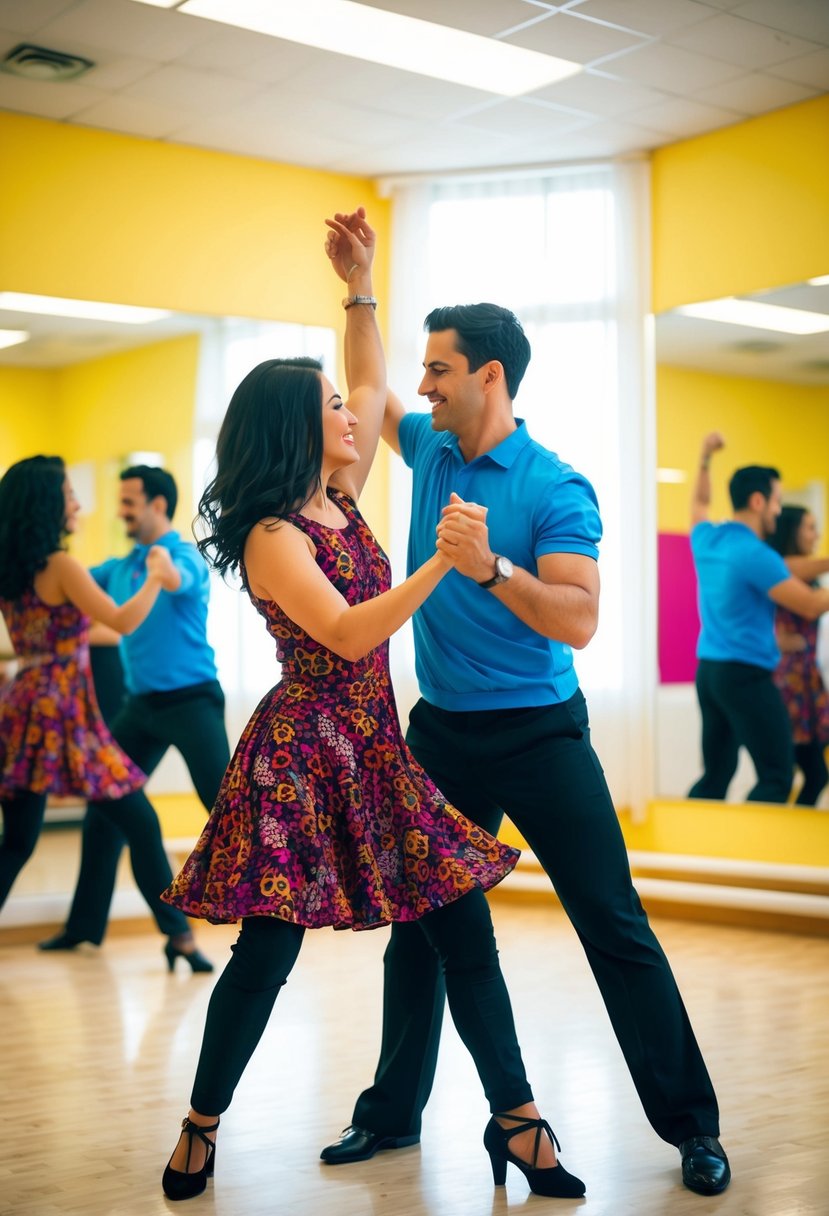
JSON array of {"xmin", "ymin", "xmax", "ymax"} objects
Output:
[
  {"xmin": 794, "ymin": 739, "xmax": 829, "ymax": 806},
  {"xmin": 0, "ymin": 790, "xmax": 47, "ymax": 909},
  {"xmin": 190, "ymin": 889, "xmax": 533, "ymax": 1117}
]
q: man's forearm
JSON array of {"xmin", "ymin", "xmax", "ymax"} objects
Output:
[{"xmin": 489, "ymin": 566, "xmax": 598, "ymax": 649}]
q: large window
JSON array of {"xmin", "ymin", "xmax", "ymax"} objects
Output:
[{"xmin": 387, "ymin": 162, "xmax": 655, "ymax": 808}]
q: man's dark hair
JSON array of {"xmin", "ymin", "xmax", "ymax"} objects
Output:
[
  {"xmin": 120, "ymin": 464, "xmax": 178, "ymax": 519},
  {"xmin": 424, "ymin": 303, "xmax": 531, "ymax": 399},
  {"xmin": 728, "ymin": 465, "xmax": 780, "ymax": 511}
]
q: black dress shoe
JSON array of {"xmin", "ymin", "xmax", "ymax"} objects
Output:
[
  {"xmin": 680, "ymin": 1135, "xmax": 731, "ymax": 1195},
  {"xmin": 37, "ymin": 931, "xmax": 86, "ymax": 952},
  {"xmin": 320, "ymin": 1125, "xmax": 420, "ymax": 1164}
]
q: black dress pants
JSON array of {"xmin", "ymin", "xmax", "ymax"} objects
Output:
[
  {"xmin": 190, "ymin": 891, "xmax": 533, "ymax": 1117},
  {"xmin": 352, "ymin": 691, "xmax": 720, "ymax": 1147},
  {"xmin": 794, "ymin": 739, "xmax": 829, "ymax": 806},
  {"xmin": 64, "ymin": 680, "xmax": 230, "ymax": 943},
  {"xmin": 688, "ymin": 659, "xmax": 793, "ymax": 803},
  {"xmin": 0, "ymin": 790, "xmax": 47, "ymax": 908}
]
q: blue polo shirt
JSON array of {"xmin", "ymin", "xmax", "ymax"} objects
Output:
[
  {"xmin": 400, "ymin": 412, "xmax": 601, "ymax": 710},
  {"xmin": 91, "ymin": 530, "xmax": 217, "ymax": 695},
  {"xmin": 691, "ymin": 521, "xmax": 791, "ymax": 670}
]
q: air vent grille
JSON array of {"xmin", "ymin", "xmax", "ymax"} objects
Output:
[{"xmin": 0, "ymin": 43, "xmax": 95, "ymax": 82}]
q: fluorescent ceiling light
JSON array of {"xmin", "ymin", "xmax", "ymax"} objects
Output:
[
  {"xmin": 0, "ymin": 293, "xmax": 171, "ymax": 325},
  {"xmin": 807, "ymin": 274, "xmax": 829, "ymax": 287},
  {"xmin": 656, "ymin": 468, "xmax": 687, "ymax": 484},
  {"xmin": 170, "ymin": 0, "xmax": 581, "ymax": 97},
  {"xmin": 0, "ymin": 329, "xmax": 29, "ymax": 350},
  {"xmin": 676, "ymin": 297, "xmax": 829, "ymax": 336},
  {"xmin": 130, "ymin": 0, "xmax": 182, "ymax": 7}
]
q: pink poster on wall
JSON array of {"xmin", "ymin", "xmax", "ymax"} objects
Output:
[{"xmin": 658, "ymin": 532, "xmax": 700, "ymax": 684}]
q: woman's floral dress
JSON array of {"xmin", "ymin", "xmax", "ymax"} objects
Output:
[
  {"xmin": 164, "ymin": 490, "xmax": 518, "ymax": 931},
  {"xmin": 774, "ymin": 604, "xmax": 829, "ymax": 745},
  {"xmin": 0, "ymin": 588, "xmax": 145, "ymax": 799}
]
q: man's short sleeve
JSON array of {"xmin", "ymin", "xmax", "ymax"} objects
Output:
[
  {"xmin": 399, "ymin": 412, "xmax": 432, "ymax": 469},
  {"xmin": 534, "ymin": 471, "xmax": 602, "ymax": 560},
  {"xmin": 89, "ymin": 558, "xmax": 119, "ymax": 589},
  {"xmin": 745, "ymin": 545, "xmax": 791, "ymax": 595},
  {"xmin": 170, "ymin": 545, "xmax": 209, "ymax": 597}
]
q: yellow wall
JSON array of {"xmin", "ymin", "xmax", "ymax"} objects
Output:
[
  {"xmin": 656, "ymin": 365, "xmax": 829, "ymax": 533},
  {"xmin": 57, "ymin": 334, "xmax": 201, "ymax": 564},
  {"xmin": 0, "ymin": 112, "xmax": 391, "ymax": 550},
  {"xmin": 0, "ymin": 366, "xmax": 63, "ymax": 466},
  {"xmin": 0, "ymin": 113, "xmax": 390, "ymax": 323},
  {"xmin": 652, "ymin": 94, "xmax": 829, "ymax": 312}
]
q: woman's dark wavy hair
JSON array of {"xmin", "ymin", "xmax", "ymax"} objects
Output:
[
  {"xmin": 0, "ymin": 455, "xmax": 67, "ymax": 600},
  {"xmin": 197, "ymin": 357, "xmax": 325, "ymax": 576},
  {"xmin": 767, "ymin": 504, "xmax": 808, "ymax": 557}
]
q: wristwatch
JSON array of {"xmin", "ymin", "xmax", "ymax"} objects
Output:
[
  {"xmin": 342, "ymin": 295, "xmax": 378, "ymax": 309},
  {"xmin": 477, "ymin": 555, "xmax": 514, "ymax": 589}
]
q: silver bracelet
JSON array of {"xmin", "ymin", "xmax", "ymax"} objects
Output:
[{"xmin": 342, "ymin": 295, "xmax": 377, "ymax": 310}]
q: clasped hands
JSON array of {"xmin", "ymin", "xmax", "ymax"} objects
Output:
[
  {"xmin": 436, "ymin": 492, "xmax": 499, "ymax": 583},
  {"xmin": 145, "ymin": 545, "xmax": 179, "ymax": 591}
]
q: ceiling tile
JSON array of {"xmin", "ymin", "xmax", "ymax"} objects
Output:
[
  {"xmin": 505, "ymin": 10, "xmax": 651, "ymax": 63},
  {"xmin": 172, "ymin": 24, "xmax": 311, "ymax": 76},
  {"xmin": 665, "ymin": 12, "xmax": 825, "ymax": 69},
  {"xmin": 281, "ymin": 55, "xmax": 411, "ymax": 107},
  {"xmin": 334, "ymin": 120, "xmax": 548, "ymax": 176},
  {"xmin": 447, "ymin": 96, "xmax": 589, "ymax": 137},
  {"xmin": 626, "ymin": 94, "xmax": 743, "ymax": 137},
  {"xmin": 173, "ymin": 117, "xmax": 365, "ymax": 170},
  {"xmin": 121, "ymin": 63, "xmax": 262, "ymax": 113},
  {"xmin": 215, "ymin": 87, "xmax": 424, "ymax": 149},
  {"xmin": 765, "ymin": 46, "xmax": 829, "ymax": 87},
  {"xmin": 532, "ymin": 67, "xmax": 671, "ymax": 115},
  {"xmin": 81, "ymin": 55, "xmax": 159, "ymax": 92},
  {"xmin": 732, "ymin": 0, "xmax": 829, "ymax": 46},
  {"xmin": 607, "ymin": 41, "xmax": 744, "ymax": 90},
  {"xmin": 378, "ymin": 76, "xmax": 498, "ymax": 122},
  {"xmin": 525, "ymin": 117, "xmax": 667, "ymax": 159},
  {"xmin": 36, "ymin": 0, "xmax": 217, "ymax": 60},
  {"xmin": 72, "ymin": 93, "xmax": 193, "ymax": 138},
  {"xmin": 569, "ymin": 0, "xmax": 715, "ymax": 38},
  {"xmin": 0, "ymin": 71, "xmax": 103, "ymax": 118},
  {"xmin": 0, "ymin": 0, "xmax": 76, "ymax": 34},
  {"xmin": 693, "ymin": 70, "xmax": 820, "ymax": 113}
]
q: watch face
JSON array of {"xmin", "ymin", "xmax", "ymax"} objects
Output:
[{"xmin": 495, "ymin": 556, "xmax": 514, "ymax": 579}]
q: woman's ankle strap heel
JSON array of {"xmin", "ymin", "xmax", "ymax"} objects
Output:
[
  {"xmin": 162, "ymin": 1116, "xmax": 220, "ymax": 1201},
  {"xmin": 483, "ymin": 1113, "xmax": 586, "ymax": 1199}
]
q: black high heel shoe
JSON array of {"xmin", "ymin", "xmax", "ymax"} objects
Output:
[
  {"xmin": 162, "ymin": 1116, "xmax": 219, "ymax": 1201},
  {"xmin": 483, "ymin": 1113, "xmax": 586, "ymax": 1198},
  {"xmin": 164, "ymin": 940, "xmax": 214, "ymax": 974}
]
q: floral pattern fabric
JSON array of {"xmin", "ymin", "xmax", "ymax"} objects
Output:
[
  {"xmin": 164, "ymin": 490, "xmax": 518, "ymax": 931},
  {"xmin": 774, "ymin": 605, "xmax": 829, "ymax": 744},
  {"xmin": 0, "ymin": 588, "xmax": 145, "ymax": 799}
]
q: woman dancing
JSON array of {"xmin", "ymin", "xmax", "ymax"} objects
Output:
[
  {"xmin": 768, "ymin": 504, "xmax": 829, "ymax": 804},
  {"xmin": 160, "ymin": 209, "xmax": 584, "ymax": 1202},
  {"xmin": 0, "ymin": 455, "xmax": 211, "ymax": 970}
]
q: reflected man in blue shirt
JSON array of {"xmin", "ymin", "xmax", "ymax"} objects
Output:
[{"xmin": 41, "ymin": 465, "xmax": 230, "ymax": 957}]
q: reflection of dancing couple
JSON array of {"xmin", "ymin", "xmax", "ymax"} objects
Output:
[{"xmin": 1, "ymin": 206, "xmax": 729, "ymax": 1204}]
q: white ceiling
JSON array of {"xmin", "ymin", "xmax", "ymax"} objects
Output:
[
  {"xmin": 0, "ymin": 0, "xmax": 827, "ymax": 177},
  {"xmin": 655, "ymin": 281, "xmax": 829, "ymax": 385},
  {"xmin": 0, "ymin": 0, "xmax": 827, "ymax": 381}
]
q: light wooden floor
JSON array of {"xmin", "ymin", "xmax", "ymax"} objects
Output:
[{"xmin": 1, "ymin": 901, "xmax": 827, "ymax": 1216}]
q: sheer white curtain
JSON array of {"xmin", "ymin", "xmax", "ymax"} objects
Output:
[
  {"xmin": 192, "ymin": 318, "xmax": 337, "ymax": 752},
  {"xmin": 384, "ymin": 161, "xmax": 655, "ymax": 812}
]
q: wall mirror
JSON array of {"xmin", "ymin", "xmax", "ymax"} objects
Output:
[
  {"xmin": 654, "ymin": 276, "xmax": 829, "ymax": 805},
  {"xmin": 0, "ymin": 296, "xmax": 336, "ymax": 926}
]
